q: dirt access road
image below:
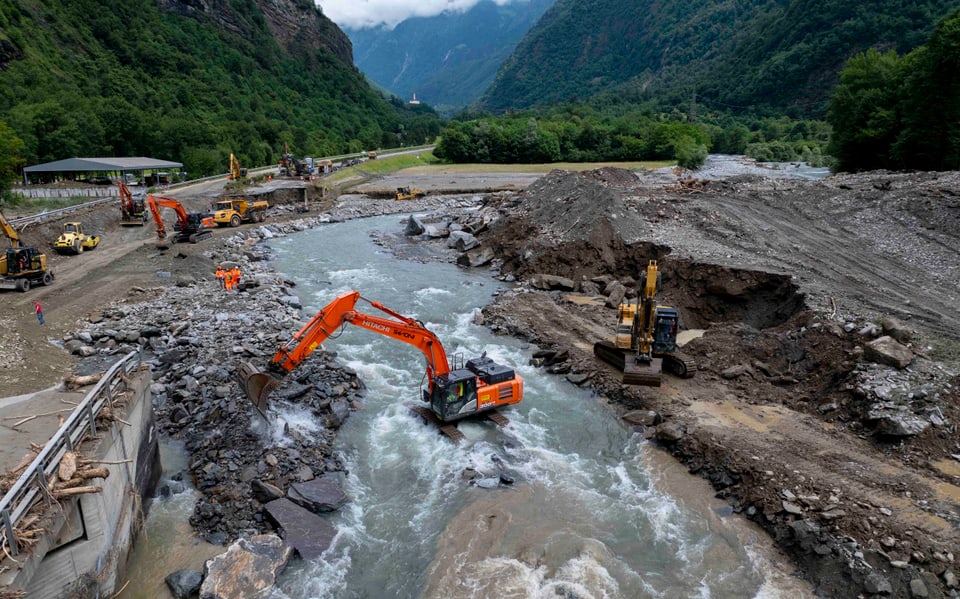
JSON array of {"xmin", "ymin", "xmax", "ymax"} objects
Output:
[{"xmin": 1, "ymin": 161, "xmax": 958, "ymax": 597}]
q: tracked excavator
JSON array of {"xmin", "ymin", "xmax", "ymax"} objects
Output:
[
  {"xmin": 593, "ymin": 260, "xmax": 696, "ymax": 386},
  {"xmin": 228, "ymin": 153, "xmax": 247, "ymax": 180},
  {"xmin": 119, "ymin": 181, "xmax": 147, "ymax": 226},
  {"xmin": 146, "ymin": 194, "xmax": 214, "ymax": 244},
  {"xmin": 238, "ymin": 290, "xmax": 524, "ymax": 442}
]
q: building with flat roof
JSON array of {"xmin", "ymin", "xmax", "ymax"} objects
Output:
[{"xmin": 22, "ymin": 157, "xmax": 183, "ymax": 185}]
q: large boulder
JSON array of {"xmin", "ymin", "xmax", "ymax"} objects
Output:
[
  {"xmin": 165, "ymin": 569, "xmax": 203, "ymax": 599},
  {"xmin": 288, "ymin": 477, "xmax": 348, "ymax": 513},
  {"xmin": 447, "ymin": 231, "xmax": 480, "ymax": 251},
  {"xmin": 404, "ymin": 215, "xmax": 425, "ymax": 236},
  {"xmin": 529, "ymin": 273, "xmax": 576, "ymax": 291},
  {"xmin": 263, "ymin": 498, "xmax": 337, "ymax": 561},
  {"xmin": 457, "ymin": 247, "xmax": 495, "ymax": 267},
  {"xmin": 863, "ymin": 336, "xmax": 913, "ymax": 369},
  {"xmin": 200, "ymin": 534, "xmax": 292, "ymax": 599},
  {"xmin": 880, "ymin": 316, "xmax": 913, "ymax": 344}
]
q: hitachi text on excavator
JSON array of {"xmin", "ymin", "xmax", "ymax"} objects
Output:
[
  {"xmin": 593, "ymin": 260, "xmax": 696, "ymax": 386},
  {"xmin": 238, "ymin": 290, "xmax": 524, "ymax": 442}
]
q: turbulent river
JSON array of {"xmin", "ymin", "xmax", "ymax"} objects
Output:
[{"xmin": 132, "ymin": 213, "xmax": 814, "ymax": 598}]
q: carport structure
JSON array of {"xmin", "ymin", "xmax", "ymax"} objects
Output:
[{"xmin": 22, "ymin": 157, "xmax": 183, "ymax": 185}]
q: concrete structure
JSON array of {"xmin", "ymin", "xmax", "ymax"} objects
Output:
[{"xmin": 0, "ymin": 354, "xmax": 160, "ymax": 598}]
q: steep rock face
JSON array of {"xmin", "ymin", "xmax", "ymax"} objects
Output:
[{"xmin": 160, "ymin": 0, "xmax": 353, "ymax": 66}]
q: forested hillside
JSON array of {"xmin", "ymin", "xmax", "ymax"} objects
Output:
[
  {"xmin": 347, "ymin": 0, "xmax": 553, "ymax": 115},
  {"xmin": 0, "ymin": 0, "xmax": 441, "ymax": 177},
  {"xmin": 480, "ymin": 0, "xmax": 960, "ymax": 116}
]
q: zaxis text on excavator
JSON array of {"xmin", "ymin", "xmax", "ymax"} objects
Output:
[
  {"xmin": 238, "ymin": 290, "xmax": 523, "ymax": 442},
  {"xmin": 593, "ymin": 260, "xmax": 695, "ymax": 386}
]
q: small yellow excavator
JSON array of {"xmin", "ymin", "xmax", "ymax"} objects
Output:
[
  {"xmin": 395, "ymin": 186, "xmax": 426, "ymax": 201},
  {"xmin": 228, "ymin": 153, "xmax": 247, "ymax": 180},
  {"xmin": 593, "ymin": 260, "xmax": 696, "ymax": 386}
]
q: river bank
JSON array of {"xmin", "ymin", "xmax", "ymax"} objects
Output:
[{"xmin": 1, "ymin": 158, "xmax": 957, "ymax": 597}]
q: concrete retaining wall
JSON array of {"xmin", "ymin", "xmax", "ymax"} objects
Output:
[{"xmin": 16, "ymin": 368, "xmax": 160, "ymax": 598}]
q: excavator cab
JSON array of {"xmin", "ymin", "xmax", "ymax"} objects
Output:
[
  {"xmin": 652, "ymin": 307, "xmax": 680, "ymax": 353},
  {"xmin": 426, "ymin": 370, "xmax": 479, "ymax": 422}
]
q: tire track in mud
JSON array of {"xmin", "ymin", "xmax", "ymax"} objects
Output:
[{"xmin": 694, "ymin": 190, "xmax": 960, "ymax": 339}]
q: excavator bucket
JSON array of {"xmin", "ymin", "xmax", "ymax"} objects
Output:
[
  {"xmin": 623, "ymin": 357, "xmax": 663, "ymax": 387},
  {"xmin": 237, "ymin": 361, "xmax": 279, "ymax": 418},
  {"xmin": 594, "ymin": 341, "xmax": 663, "ymax": 386}
]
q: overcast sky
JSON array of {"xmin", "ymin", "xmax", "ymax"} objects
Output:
[{"xmin": 317, "ymin": 0, "xmax": 524, "ymax": 30}]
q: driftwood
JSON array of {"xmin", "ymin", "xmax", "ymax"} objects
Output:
[
  {"xmin": 58, "ymin": 451, "xmax": 77, "ymax": 482},
  {"xmin": 52, "ymin": 486, "xmax": 102, "ymax": 499},
  {"xmin": 63, "ymin": 373, "xmax": 103, "ymax": 390}
]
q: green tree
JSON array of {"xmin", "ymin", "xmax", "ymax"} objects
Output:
[
  {"xmin": 826, "ymin": 48, "xmax": 903, "ymax": 171},
  {"xmin": 894, "ymin": 10, "xmax": 960, "ymax": 169},
  {"xmin": 0, "ymin": 120, "xmax": 25, "ymax": 193}
]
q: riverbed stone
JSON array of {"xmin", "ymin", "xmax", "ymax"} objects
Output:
[
  {"xmin": 263, "ymin": 498, "xmax": 337, "ymax": 561},
  {"xmin": 200, "ymin": 534, "xmax": 291, "ymax": 599},
  {"xmin": 287, "ymin": 477, "xmax": 348, "ymax": 513},
  {"xmin": 165, "ymin": 569, "xmax": 203, "ymax": 599},
  {"xmin": 864, "ymin": 336, "xmax": 913, "ymax": 369}
]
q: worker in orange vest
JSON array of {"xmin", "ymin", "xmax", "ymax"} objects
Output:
[
  {"xmin": 224, "ymin": 269, "xmax": 233, "ymax": 291},
  {"xmin": 215, "ymin": 265, "xmax": 225, "ymax": 289},
  {"xmin": 231, "ymin": 266, "xmax": 241, "ymax": 291}
]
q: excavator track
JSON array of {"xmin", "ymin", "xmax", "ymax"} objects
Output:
[
  {"xmin": 408, "ymin": 404, "xmax": 465, "ymax": 444},
  {"xmin": 485, "ymin": 411, "xmax": 509, "ymax": 427},
  {"xmin": 594, "ymin": 341, "xmax": 696, "ymax": 385},
  {"xmin": 662, "ymin": 352, "xmax": 697, "ymax": 379}
]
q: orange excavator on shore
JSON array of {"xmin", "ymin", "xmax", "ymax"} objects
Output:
[
  {"xmin": 119, "ymin": 181, "xmax": 147, "ymax": 226},
  {"xmin": 238, "ymin": 290, "xmax": 524, "ymax": 442},
  {"xmin": 146, "ymin": 194, "xmax": 214, "ymax": 244}
]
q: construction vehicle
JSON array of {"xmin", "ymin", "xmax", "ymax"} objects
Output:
[
  {"xmin": 238, "ymin": 290, "xmax": 523, "ymax": 443},
  {"xmin": 395, "ymin": 186, "xmax": 426, "ymax": 201},
  {"xmin": 119, "ymin": 181, "xmax": 147, "ymax": 226},
  {"xmin": 593, "ymin": 260, "xmax": 696, "ymax": 386},
  {"xmin": 212, "ymin": 197, "xmax": 269, "ymax": 227},
  {"xmin": 146, "ymin": 194, "xmax": 215, "ymax": 244},
  {"xmin": 279, "ymin": 142, "xmax": 310, "ymax": 178},
  {"xmin": 367, "ymin": 151, "xmax": 377, "ymax": 160},
  {"xmin": 0, "ymin": 210, "xmax": 53, "ymax": 291},
  {"xmin": 228, "ymin": 153, "xmax": 248, "ymax": 180},
  {"xmin": 53, "ymin": 222, "xmax": 100, "ymax": 254}
]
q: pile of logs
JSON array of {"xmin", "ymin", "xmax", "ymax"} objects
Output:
[{"xmin": 665, "ymin": 176, "xmax": 707, "ymax": 194}]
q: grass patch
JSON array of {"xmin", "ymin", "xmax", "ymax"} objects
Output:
[
  {"xmin": 326, "ymin": 151, "xmax": 440, "ymax": 184},
  {"xmin": 398, "ymin": 160, "xmax": 674, "ymax": 175},
  {"xmin": 1, "ymin": 193, "xmax": 95, "ymax": 212}
]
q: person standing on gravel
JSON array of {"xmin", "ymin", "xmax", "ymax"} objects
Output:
[
  {"xmin": 216, "ymin": 265, "xmax": 225, "ymax": 289},
  {"xmin": 35, "ymin": 301, "xmax": 44, "ymax": 326}
]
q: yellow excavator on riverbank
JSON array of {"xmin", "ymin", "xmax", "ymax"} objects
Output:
[{"xmin": 593, "ymin": 260, "xmax": 696, "ymax": 386}]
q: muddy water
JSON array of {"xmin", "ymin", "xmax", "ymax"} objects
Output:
[
  {"xmin": 122, "ymin": 441, "xmax": 222, "ymax": 599},
  {"xmin": 259, "ymin": 215, "xmax": 813, "ymax": 598}
]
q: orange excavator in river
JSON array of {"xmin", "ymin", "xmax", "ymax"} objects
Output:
[
  {"xmin": 146, "ymin": 194, "xmax": 215, "ymax": 244},
  {"xmin": 238, "ymin": 290, "xmax": 524, "ymax": 442}
]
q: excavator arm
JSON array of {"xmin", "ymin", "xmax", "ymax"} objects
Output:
[
  {"xmin": 241, "ymin": 290, "xmax": 453, "ymax": 416},
  {"xmin": 632, "ymin": 260, "xmax": 660, "ymax": 361},
  {"xmin": 0, "ymin": 210, "xmax": 21, "ymax": 248}
]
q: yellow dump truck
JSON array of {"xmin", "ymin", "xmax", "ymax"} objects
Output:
[{"xmin": 212, "ymin": 198, "xmax": 269, "ymax": 227}]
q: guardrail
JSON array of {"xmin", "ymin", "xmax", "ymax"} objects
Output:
[
  {"xmin": 7, "ymin": 197, "xmax": 118, "ymax": 228},
  {"xmin": 0, "ymin": 351, "xmax": 142, "ymax": 556}
]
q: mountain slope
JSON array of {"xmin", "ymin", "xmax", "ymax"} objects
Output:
[
  {"xmin": 480, "ymin": 0, "xmax": 960, "ymax": 116},
  {"xmin": 0, "ymin": 0, "xmax": 439, "ymax": 174},
  {"xmin": 347, "ymin": 0, "xmax": 554, "ymax": 113}
]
